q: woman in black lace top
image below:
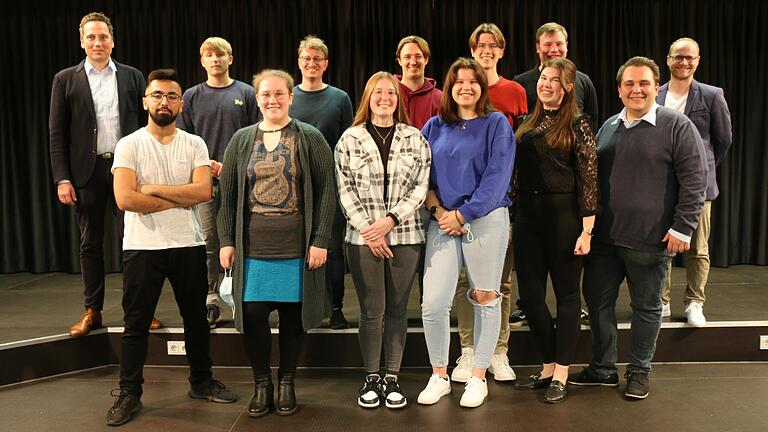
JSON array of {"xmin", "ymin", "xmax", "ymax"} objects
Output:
[{"xmin": 511, "ymin": 58, "xmax": 598, "ymax": 403}]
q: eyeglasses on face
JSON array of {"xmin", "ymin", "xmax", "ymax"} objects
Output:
[
  {"xmin": 299, "ymin": 56, "xmax": 326, "ymax": 64},
  {"xmin": 258, "ymin": 91, "xmax": 289, "ymax": 100},
  {"xmin": 668, "ymin": 55, "xmax": 700, "ymax": 64},
  {"xmin": 145, "ymin": 91, "xmax": 181, "ymax": 103}
]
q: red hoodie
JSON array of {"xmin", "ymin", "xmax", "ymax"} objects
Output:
[{"xmin": 396, "ymin": 75, "xmax": 442, "ymax": 130}]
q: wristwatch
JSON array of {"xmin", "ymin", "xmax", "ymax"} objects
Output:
[{"xmin": 429, "ymin": 206, "xmax": 438, "ymax": 215}]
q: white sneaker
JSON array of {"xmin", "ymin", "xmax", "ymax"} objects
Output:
[
  {"xmin": 661, "ymin": 302, "xmax": 671, "ymax": 318},
  {"xmin": 450, "ymin": 347, "xmax": 474, "ymax": 383},
  {"xmin": 488, "ymin": 354, "xmax": 516, "ymax": 381},
  {"xmin": 685, "ymin": 301, "xmax": 707, "ymax": 327},
  {"xmin": 459, "ymin": 376, "xmax": 488, "ymax": 408},
  {"xmin": 417, "ymin": 374, "xmax": 451, "ymax": 405}
]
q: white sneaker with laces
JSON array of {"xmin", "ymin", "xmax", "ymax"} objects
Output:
[
  {"xmin": 450, "ymin": 347, "xmax": 474, "ymax": 383},
  {"xmin": 661, "ymin": 302, "xmax": 671, "ymax": 318},
  {"xmin": 459, "ymin": 376, "xmax": 488, "ymax": 408},
  {"xmin": 417, "ymin": 374, "xmax": 451, "ymax": 405},
  {"xmin": 488, "ymin": 354, "xmax": 516, "ymax": 381},
  {"xmin": 685, "ymin": 301, "xmax": 706, "ymax": 327}
]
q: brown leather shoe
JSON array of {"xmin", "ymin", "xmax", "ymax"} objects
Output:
[
  {"xmin": 149, "ymin": 318, "xmax": 163, "ymax": 330},
  {"xmin": 69, "ymin": 308, "xmax": 102, "ymax": 337}
]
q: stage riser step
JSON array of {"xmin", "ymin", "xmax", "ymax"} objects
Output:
[{"xmin": 4, "ymin": 326, "xmax": 768, "ymax": 386}]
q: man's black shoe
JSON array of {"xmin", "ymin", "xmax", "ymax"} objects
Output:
[
  {"xmin": 330, "ymin": 308, "xmax": 350, "ymax": 330},
  {"xmin": 567, "ymin": 368, "xmax": 619, "ymax": 387},
  {"xmin": 509, "ymin": 308, "xmax": 526, "ymax": 328},
  {"xmin": 624, "ymin": 371, "xmax": 650, "ymax": 399},
  {"xmin": 106, "ymin": 390, "xmax": 142, "ymax": 426},
  {"xmin": 189, "ymin": 379, "xmax": 238, "ymax": 403}
]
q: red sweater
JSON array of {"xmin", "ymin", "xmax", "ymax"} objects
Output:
[
  {"xmin": 488, "ymin": 76, "xmax": 528, "ymax": 130},
  {"xmin": 396, "ymin": 75, "xmax": 442, "ymax": 130}
]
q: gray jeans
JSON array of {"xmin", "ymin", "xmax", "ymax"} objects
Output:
[
  {"xmin": 346, "ymin": 243, "xmax": 421, "ymax": 374},
  {"xmin": 198, "ymin": 182, "xmax": 221, "ymax": 306}
]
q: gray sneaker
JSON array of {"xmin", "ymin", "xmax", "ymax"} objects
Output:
[
  {"xmin": 207, "ymin": 304, "xmax": 221, "ymax": 329},
  {"xmin": 624, "ymin": 371, "xmax": 649, "ymax": 399}
]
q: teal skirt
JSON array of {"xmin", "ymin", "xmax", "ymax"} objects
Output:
[{"xmin": 243, "ymin": 257, "xmax": 303, "ymax": 302}]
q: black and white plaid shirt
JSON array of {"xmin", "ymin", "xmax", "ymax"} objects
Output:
[{"xmin": 335, "ymin": 123, "xmax": 431, "ymax": 246}]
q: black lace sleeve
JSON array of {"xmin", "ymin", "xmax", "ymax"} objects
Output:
[{"xmin": 573, "ymin": 116, "xmax": 599, "ymax": 216}]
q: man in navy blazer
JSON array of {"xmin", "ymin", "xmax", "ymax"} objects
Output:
[
  {"xmin": 657, "ymin": 37, "xmax": 733, "ymax": 326},
  {"xmin": 49, "ymin": 12, "xmax": 159, "ymax": 336}
]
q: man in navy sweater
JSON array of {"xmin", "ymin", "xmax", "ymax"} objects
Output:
[{"xmin": 568, "ymin": 57, "xmax": 707, "ymax": 400}]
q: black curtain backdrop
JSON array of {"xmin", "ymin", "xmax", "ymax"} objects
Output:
[{"xmin": 2, "ymin": 0, "xmax": 766, "ymax": 273}]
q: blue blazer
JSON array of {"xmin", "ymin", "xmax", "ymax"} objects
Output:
[{"xmin": 657, "ymin": 80, "xmax": 732, "ymax": 200}]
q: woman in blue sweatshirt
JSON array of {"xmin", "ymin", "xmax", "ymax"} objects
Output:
[{"xmin": 417, "ymin": 58, "xmax": 516, "ymax": 408}]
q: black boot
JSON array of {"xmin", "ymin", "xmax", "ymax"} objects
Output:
[
  {"xmin": 247, "ymin": 375, "xmax": 273, "ymax": 418},
  {"xmin": 276, "ymin": 371, "xmax": 298, "ymax": 416}
]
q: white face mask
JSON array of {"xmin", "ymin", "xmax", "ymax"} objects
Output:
[{"xmin": 219, "ymin": 268, "xmax": 235, "ymax": 308}]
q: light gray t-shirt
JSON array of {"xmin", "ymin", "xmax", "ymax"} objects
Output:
[{"xmin": 112, "ymin": 128, "xmax": 211, "ymax": 250}]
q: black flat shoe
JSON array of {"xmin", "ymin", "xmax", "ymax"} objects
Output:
[
  {"xmin": 544, "ymin": 380, "xmax": 567, "ymax": 404},
  {"xmin": 515, "ymin": 372, "xmax": 553, "ymax": 390}
]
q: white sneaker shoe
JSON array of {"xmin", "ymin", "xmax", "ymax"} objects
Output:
[
  {"xmin": 459, "ymin": 376, "xmax": 488, "ymax": 408},
  {"xmin": 661, "ymin": 302, "xmax": 671, "ymax": 318},
  {"xmin": 488, "ymin": 354, "xmax": 516, "ymax": 381},
  {"xmin": 685, "ymin": 301, "xmax": 706, "ymax": 327},
  {"xmin": 417, "ymin": 374, "xmax": 451, "ymax": 405},
  {"xmin": 450, "ymin": 347, "xmax": 474, "ymax": 383}
]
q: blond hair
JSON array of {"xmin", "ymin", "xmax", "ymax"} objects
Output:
[{"xmin": 200, "ymin": 37, "xmax": 232, "ymax": 56}]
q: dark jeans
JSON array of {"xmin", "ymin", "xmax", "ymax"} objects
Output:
[
  {"xmin": 346, "ymin": 244, "xmax": 420, "ymax": 374},
  {"xmin": 514, "ymin": 192, "xmax": 582, "ymax": 366},
  {"xmin": 583, "ymin": 243, "xmax": 672, "ymax": 375},
  {"xmin": 75, "ymin": 157, "xmax": 124, "ymax": 311},
  {"xmin": 119, "ymin": 246, "xmax": 212, "ymax": 396},
  {"xmin": 241, "ymin": 301, "xmax": 305, "ymax": 377},
  {"xmin": 327, "ymin": 212, "xmax": 347, "ymax": 311}
]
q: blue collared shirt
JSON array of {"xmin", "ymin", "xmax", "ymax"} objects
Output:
[{"xmin": 84, "ymin": 58, "xmax": 120, "ymax": 154}]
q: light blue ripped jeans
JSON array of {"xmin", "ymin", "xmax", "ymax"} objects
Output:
[{"xmin": 421, "ymin": 207, "xmax": 509, "ymax": 369}]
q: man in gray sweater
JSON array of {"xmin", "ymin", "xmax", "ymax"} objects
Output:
[{"xmin": 568, "ymin": 57, "xmax": 707, "ymax": 400}]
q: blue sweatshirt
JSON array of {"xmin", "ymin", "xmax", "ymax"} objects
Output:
[{"xmin": 422, "ymin": 112, "xmax": 515, "ymax": 222}]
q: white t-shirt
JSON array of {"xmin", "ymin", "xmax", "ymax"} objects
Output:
[
  {"xmin": 664, "ymin": 91, "xmax": 688, "ymax": 113},
  {"xmin": 112, "ymin": 128, "xmax": 211, "ymax": 250}
]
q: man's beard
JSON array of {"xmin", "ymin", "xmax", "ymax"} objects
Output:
[{"xmin": 150, "ymin": 110, "xmax": 177, "ymax": 127}]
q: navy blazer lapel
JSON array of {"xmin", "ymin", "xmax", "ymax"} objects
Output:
[
  {"xmin": 115, "ymin": 62, "xmax": 130, "ymax": 137},
  {"xmin": 683, "ymin": 80, "xmax": 700, "ymax": 116}
]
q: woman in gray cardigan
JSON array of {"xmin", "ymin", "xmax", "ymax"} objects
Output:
[{"xmin": 217, "ymin": 69, "xmax": 336, "ymax": 419}]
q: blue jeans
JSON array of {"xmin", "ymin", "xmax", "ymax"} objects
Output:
[
  {"xmin": 583, "ymin": 243, "xmax": 672, "ymax": 375},
  {"xmin": 421, "ymin": 207, "xmax": 508, "ymax": 369}
]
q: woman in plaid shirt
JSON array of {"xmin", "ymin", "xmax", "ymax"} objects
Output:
[{"xmin": 335, "ymin": 72, "xmax": 431, "ymax": 410}]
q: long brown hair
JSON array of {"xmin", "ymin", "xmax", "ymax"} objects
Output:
[
  {"xmin": 439, "ymin": 58, "xmax": 494, "ymax": 125},
  {"xmin": 515, "ymin": 58, "xmax": 579, "ymax": 150},
  {"xmin": 352, "ymin": 71, "xmax": 410, "ymax": 126}
]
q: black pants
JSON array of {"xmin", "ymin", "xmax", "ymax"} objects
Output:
[
  {"xmin": 75, "ymin": 157, "xmax": 124, "ymax": 310},
  {"xmin": 242, "ymin": 301, "xmax": 305, "ymax": 377},
  {"xmin": 120, "ymin": 246, "xmax": 212, "ymax": 396},
  {"xmin": 327, "ymin": 212, "xmax": 347, "ymax": 311},
  {"xmin": 514, "ymin": 192, "xmax": 583, "ymax": 366}
]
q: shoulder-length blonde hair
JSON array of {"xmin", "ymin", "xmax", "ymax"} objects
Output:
[
  {"xmin": 439, "ymin": 58, "xmax": 494, "ymax": 125},
  {"xmin": 515, "ymin": 58, "xmax": 580, "ymax": 150},
  {"xmin": 352, "ymin": 72, "xmax": 410, "ymax": 126}
]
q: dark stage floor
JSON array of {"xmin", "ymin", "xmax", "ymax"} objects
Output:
[
  {"xmin": 1, "ymin": 265, "xmax": 767, "ymax": 344},
  {"xmin": 1, "ymin": 363, "xmax": 767, "ymax": 431}
]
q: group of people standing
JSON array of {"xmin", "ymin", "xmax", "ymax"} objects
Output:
[{"xmin": 49, "ymin": 11, "xmax": 731, "ymax": 427}]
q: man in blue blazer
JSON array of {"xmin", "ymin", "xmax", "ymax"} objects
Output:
[
  {"xmin": 657, "ymin": 38, "xmax": 733, "ymax": 326},
  {"xmin": 49, "ymin": 12, "xmax": 160, "ymax": 336}
]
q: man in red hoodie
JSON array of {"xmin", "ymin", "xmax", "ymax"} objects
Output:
[{"xmin": 395, "ymin": 35, "xmax": 441, "ymax": 130}]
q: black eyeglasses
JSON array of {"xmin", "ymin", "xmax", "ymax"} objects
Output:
[
  {"xmin": 145, "ymin": 91, "xmax": 182, "ymax": 103},
  {"xmin": 668, "ymin": 55, "xmax": 700, "ymax": 64}
]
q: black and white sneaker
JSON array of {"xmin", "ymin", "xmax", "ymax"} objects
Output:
[
  {"xmin": 381, "ymin": 376, "xmax": 407, "ymax": 409},
  {"xmin": 358, "ymin": 374, "xmax": 381, "ymax": 408}
]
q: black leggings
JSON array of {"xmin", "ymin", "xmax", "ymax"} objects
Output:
[
  {"xmin": 514, "ymin": 192, "xmax": 583, "ymax": 366},
  {"xmin": 241, "ymin": 301, "xmax": 305, "ymax": 377}
]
